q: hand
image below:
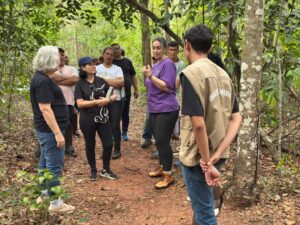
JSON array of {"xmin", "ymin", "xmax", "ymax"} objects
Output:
[
  {"xmin": 204, "ymin": 166, "xmax": 222, "ymax": 187},
  {"xmin": 96, "ymin": 98, "xmax": 110, "ymax": 107},
  {"xmin": 200, "ymin": 152, "xmax": 221, "ymax": 172},
  {"xmin": 55, "ymin": 132, "xmax": 65, "ymax": 149},
  {"xmin": 133, "ymin": 90, "xmax": 139, "ymax": 99},
  {"xmin": 143, "ymin": 65, "xmax": 152, "ymax": 78},
  {"xmin": 209, "ymin": 152, "xmax": 221, "ymax": 165}
]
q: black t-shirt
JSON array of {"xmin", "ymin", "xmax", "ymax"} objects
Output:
[
  {"xmin": 74, "ymin": 76, "xmax": 110, "ymax": 123},
  {"xmin": 30, "ymin": 71, "xmax": 69, "ymax": 132},
  {"xmin": 180, "ymin": 75, "xmax": 239, "ymax": 116},
  {"xmin": 113, "ymin": 58, "xmax": 136, "ymax": 97}
]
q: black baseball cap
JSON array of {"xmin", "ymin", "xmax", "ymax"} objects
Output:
[{"xmin": 78, "ymin": 56, "xmax": 93, "ymax": 67}]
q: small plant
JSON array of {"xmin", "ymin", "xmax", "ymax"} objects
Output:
[
  {"xmin": 276, "ymin": 154, "xmax": 300, "ymax": 175},
  {"xmin": 17, "ymin": 169, "xmax": 68, "ymax": 211}
]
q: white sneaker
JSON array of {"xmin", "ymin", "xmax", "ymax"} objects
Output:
[
  {"xmin": 214, "ymin": 208, "xmax": 220, "ymax": 216},
  {"xmin": 48, "ymin": 198, "xmax": 75, "ymax": 214}
]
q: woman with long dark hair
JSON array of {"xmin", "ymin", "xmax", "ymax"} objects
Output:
[
  {"xmin": 143, "ymin": 37, "xmax": 179, "ymax": 189},
  {"xmin": 75, "ymin": 56, "xmax": 118, "ymax": 181}
]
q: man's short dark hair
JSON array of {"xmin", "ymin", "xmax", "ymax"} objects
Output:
[
  {"xmin": 111, "ymin": 43, "xmax": 120, "ymax": 48},
  {"xmin": 121, "ymin": 48, "xmax": 125, "ymax": 56},
  {"xmin": 168, "ymin": 41, "xmax": 179, "ymax": 48},
  {"xmin": 58, "ymin": 47, "xmax": 65, "ymax": 53},
  {"xmin": 183, "ymin": 24, "xmax": 213, "ymax": 53},
  {"xmin": 103, "ymin": 47, "xmax": 114, "ymax": 54}
]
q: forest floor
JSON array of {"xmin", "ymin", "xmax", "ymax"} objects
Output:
[{"xmin": 0, "ymin": 98, "xmax": 300, "ymax": 225}]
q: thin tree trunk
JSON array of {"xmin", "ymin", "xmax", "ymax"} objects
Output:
[
  {"xmin": 274, "ymin": 1, "xmax": 283, "ymax": 162},
  {"xmin": 229, "ymin": 0, "xmax": 264, "ymax": 206},
  {"xmin": 276, "ymin": 36, "xmax": 283, "ymax": 162},
  {"xmin": 164, "ymin": 1, "xmax": 170, "ymax": 41},
  {"xmin": 140, "ymin": 0, "xmax": 151, "ymax": 67},
  {"xmin": 228, "ymin": 0, "xmax": 241, "ymax": 94}
]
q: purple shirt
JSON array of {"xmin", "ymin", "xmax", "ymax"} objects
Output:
[{"xmin": 146, "ymin": 58, "xmax": 179, "ymax": 113}]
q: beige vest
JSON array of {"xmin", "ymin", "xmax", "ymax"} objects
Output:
[{"xmin": 179, "ymin": 58, "xmax": 235, "ymax": 167}]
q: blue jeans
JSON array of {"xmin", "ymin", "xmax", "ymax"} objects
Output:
[
  {"xmin": 142, "ymin": 111, "xmax": 152, "ymax": 140},
  {"xmin": 36, "ymin": 130, "xmax": 65, "ymax": 195},
  {"xmin": 182, "ymin": 165, "xmax": 217, "ymax": 225}
]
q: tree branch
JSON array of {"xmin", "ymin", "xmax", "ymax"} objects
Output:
[
  {"xmin": 126, "ymin": 0, "xmax": 183, "ymax": 46},
  {"xmin": 267, "ymin": 113, "xmax": 300, "ymax": 135}
]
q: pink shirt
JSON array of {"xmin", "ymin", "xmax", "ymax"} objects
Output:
[{"xmin": 57, "ymin": 65, "xmax": 78, "ymax": 106}]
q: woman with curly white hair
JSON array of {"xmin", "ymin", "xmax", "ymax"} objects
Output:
[{"xmin": 30, "ymin": 46, "xmax": 75, "ymax": 213}]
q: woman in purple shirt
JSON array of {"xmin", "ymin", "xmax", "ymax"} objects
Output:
[{"xmin": 143, "ymin": 37, "xmax": 179, "ymax": 189}]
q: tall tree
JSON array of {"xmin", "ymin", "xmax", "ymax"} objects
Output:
[
  {"xmin": 229, "ymin": 0, "xmax": 264, "ymax": 205},
  {"xmin": 141, "ymin": 0, "xmax": 151, "ymax": 67}
]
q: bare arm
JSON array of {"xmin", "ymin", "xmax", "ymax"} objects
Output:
[
  {"xmin": 76, "ymin": 94, "xmax": 117, "ymax": 108},
  {"xmin": 132, "ymin": 75, "xmax": 139, "ymax": 98},
  {"xmin": 51, "ymin": 74, "xmax": 78, "ymax": 86},
  {"xmin": 176, "ymin": 79, "xmax": 180, "ymax": 89},
  {"xmin": 190, "ymin": 116, "xmax": 210, "ymax": 163},
  {"xmin": 38, "ymin": 103, "xmax": 65, "ymax": 149},
  {"xmin": 191, "ymin": 115, "xmax": 222, "ymax": 187},
  {"xmin": 143, "ymin": 65, "xmax": 169, "ymax": 92},
  {"xmin": 105, "ymin": 77, "xmax": 124, "ymax": 89}
]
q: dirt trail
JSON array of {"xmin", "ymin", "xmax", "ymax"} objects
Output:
[{"xmin": 62, "ymin": 101, "xmax": 251, "ymax": 225}]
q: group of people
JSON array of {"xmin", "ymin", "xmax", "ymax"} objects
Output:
[{"xmin": 30, "ymin": 24, "xmax": 242, "ymax": 224}]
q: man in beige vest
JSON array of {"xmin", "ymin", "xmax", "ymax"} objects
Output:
[{"xmin": 180, "ymin": 24, "xmax": 242, "ymax": 225}]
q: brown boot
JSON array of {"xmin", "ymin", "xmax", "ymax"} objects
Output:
[
  {"xmin": 155, "ymin": 172, "xmax": 174, "ymax": 189},
  {"xmin": 148, "ymin": 166, "xmax": 163, "ymax": 178}
]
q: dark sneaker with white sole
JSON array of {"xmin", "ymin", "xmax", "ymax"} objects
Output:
[
  {"xmin": 90, "ymin": 170, "xmax": 97, "ymax": 181},
  {"xmin": 99, "ymin": 169, "xmax": 118, "ymax": 180}
]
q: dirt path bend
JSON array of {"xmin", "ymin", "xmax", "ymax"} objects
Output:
[{"xmin": 62, "ymin": 102, "xmax": 247, "ymax": 225}]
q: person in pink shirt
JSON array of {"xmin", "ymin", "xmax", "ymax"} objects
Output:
[{"xmin": 50, "ymin": 48, "xmax": 79, "ymax": 157}]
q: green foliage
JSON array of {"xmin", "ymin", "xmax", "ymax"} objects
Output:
[
  {"xmin": 276, "ymin": 154, "xmax": 300, "ymax": 175},
  {"xmin": 286, "ymin": 66, "xmax": 300, "ymax": 90},
  {"xmin": 0, "ymin": 0, "xmax": 61, "ymax": 125},
  {"xmin": 260, "ymin": 0, "xmax": 300, "ymax": 127},
  {"xmin": 16, "ymin": 169, "xmax": 67, "ymax": 211}
]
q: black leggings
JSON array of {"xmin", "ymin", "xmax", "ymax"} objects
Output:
[
  {"xmin": 149, "ymin": 110, "xmax": 179, "ymax": 171},
  {"xmin": 80, "ymin": 113, "xmax": 113, "ymax": 172},
  {"xmin": 108, "ymin": 101, "xmax": 123, "ymax": 151}
]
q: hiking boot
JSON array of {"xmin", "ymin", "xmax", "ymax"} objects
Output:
[
  {"xmin": 65, "ymin": 146, "xmax": 77, "ymax": 157},
  {"xmin": 99, "ymin": 169, "xmax": 118, "ymax": 180},
  {"xmin": 141, "ymin": 138, "xmax": 152, "ymax": 148},
  {"xmin": 148, "ymin": 166, "xmax": 163, "ymax": 178},
  {"xmin": 90, "ymin": 170, "xmax": 97, "ymax": 181},
  {"xmin": 112, "ymin": 149, "xmax": 121, "ymax": 160},
  {"xmin": 48, "ymin": 198, "xmax": 75, "ymax": 214},
  {"xmin": 155, "ymin": 172, "xmax": 174, "ymax": 189},
  {"xmin": 122, "ymin": 132, "xmax": 129, "ymax": 141}
]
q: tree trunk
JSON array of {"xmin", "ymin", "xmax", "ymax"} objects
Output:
[
  {"xmin": 140, "ymin": 0, "xmax": 151, "ymax": 67},
  {"xmin": 227, "ymin": 0, "xmax": 241, "ymax": 94},
  {"xmin": 164, "ymin": 1, "xmax": 171, "ymax": 41},
  {"xmin": 228, "ymin": 0, "xmax": 264, "ymax": 206}
]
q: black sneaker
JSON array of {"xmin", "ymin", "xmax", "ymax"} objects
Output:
[
  {"xmin": 90, "ymin": 171, "xmax": 97, "ymax": 181},
  {"xmin": 141, "ymin": 139, "xmax": 152, "ymax": 148},
  {"xmin": 99, "ymin": 169, "xmax": 118, "ymax": 180}
]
